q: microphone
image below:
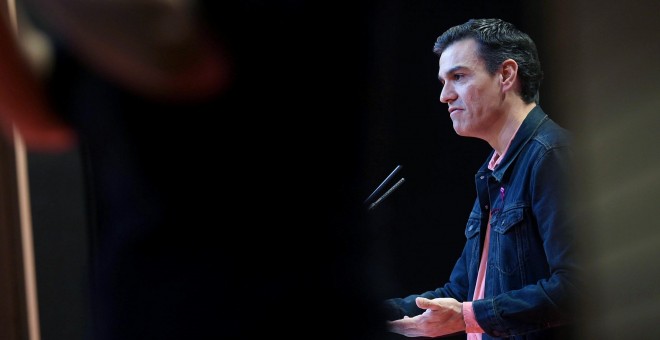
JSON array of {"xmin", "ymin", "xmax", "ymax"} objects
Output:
[{"xmin": 364, "ymin": 165, "xmax": 405, "ymax": 211}]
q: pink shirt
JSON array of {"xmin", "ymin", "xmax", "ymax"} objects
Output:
[{"xmin": 463, "ymin": 131, "xmax": 518, "ymax": 338}]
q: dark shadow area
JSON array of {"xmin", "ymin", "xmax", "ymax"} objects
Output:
[{"xmin": 25, "ymin": 1, "xmax": 572, "ymax": 339}]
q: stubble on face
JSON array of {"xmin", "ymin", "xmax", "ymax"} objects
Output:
[{"xmin": 439, "ymin": 39, "xmax": 502, "ymax": 140}]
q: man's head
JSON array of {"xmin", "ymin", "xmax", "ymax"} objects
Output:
[{"xmin": 433, "ymin": 18, "xmax": 542, "ymax": 104}]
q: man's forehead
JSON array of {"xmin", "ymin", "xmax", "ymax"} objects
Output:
[{"xmin": 439, "ymin": 39, "xmax": 482, "ymax": 74}]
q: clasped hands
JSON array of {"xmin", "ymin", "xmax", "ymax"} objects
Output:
[{"xmin": 387, "ymin": 297, "xmax": 465, "ymax": 338}]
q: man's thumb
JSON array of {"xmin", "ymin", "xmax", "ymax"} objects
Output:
[{"xmin": 415, "ymin": 297, "xmax": 434, "ymax": 310}]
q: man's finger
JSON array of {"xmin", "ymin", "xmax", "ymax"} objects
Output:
[
  {"xmin": 387, "ymin": 318, "xmax": 423, "ymax": 337},
  {"xmin": 415, "ymin": 297, "xmax": 436, "ymax": 310}
]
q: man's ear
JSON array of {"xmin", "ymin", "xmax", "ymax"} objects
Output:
[{"xmin": 500, "ymin": 59, "xmax": 518, "ymax": 92}]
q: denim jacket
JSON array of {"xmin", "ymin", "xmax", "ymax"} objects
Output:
[{"xmin": 383, "ymin": 106, "xmax": 580, "ymax": 339}]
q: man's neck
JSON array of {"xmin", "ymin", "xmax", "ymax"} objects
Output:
[{"xmin": 490, "ymin": 101, "xmax": 536, "ymax": 155}]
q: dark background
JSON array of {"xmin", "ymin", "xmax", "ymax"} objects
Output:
[
  {"xmin": 25, "ymin": 1, "xmax": 572, "ymax": 339},
  {"xmin": 359, "ymin": 0, "xmax": 567, "ymax": 305}
]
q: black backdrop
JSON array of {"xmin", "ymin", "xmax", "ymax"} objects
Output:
[
  {"xmin": 359, "ymin": 2, "xmax": 564, "ymax": 339},
  {"xmin": 360, "ymin": 0, "xmax": 550, "ymax": 299},
  {"xmin": 26, "ymin": 1, "xmax": 569, "ymax": 339}
]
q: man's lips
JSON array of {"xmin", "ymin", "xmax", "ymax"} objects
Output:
[{"xmin": 449, "ymin": 107, "xmax": 462, "ymax": 114}]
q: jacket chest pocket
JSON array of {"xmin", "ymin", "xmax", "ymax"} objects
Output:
[{"xmin": 489, "ymin": 207, "xmax": 527, "ymax": 276}]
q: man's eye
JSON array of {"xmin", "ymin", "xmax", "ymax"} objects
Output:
[{"xmin": 453, "ymin": 74, "xmax": 463, "ymax": 80}]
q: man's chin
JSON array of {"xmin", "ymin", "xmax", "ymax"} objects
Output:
[{"xmin": 452, "ymin": 123, "xmax": 467, "ymax": 136}]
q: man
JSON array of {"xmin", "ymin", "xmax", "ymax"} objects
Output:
[{"xmin": 382, "ymin": 18, "xmax": 580, "ymax": 339}]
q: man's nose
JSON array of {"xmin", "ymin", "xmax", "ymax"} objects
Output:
[{"xmin": 439, "ymin": 83, "xmax": 455, "ymax": 104}]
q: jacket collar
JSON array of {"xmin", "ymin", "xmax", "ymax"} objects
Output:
[{"xmin": 478, "ymin": 105, "xmax": 548, "ymax": 182}]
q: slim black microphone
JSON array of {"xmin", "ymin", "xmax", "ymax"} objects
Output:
[{"xmin": 364, "ymin": 165, "xmax": 405, "ymax": 211}]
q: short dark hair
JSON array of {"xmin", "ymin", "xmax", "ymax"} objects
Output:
[{"xmin": 433, "ymin": 18, "xmax": 543, "ymax": 104}]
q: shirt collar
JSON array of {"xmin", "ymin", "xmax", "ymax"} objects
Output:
[{"xmin": 479, "ymin": 105, "xmax": 548, "ymax": 181}]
